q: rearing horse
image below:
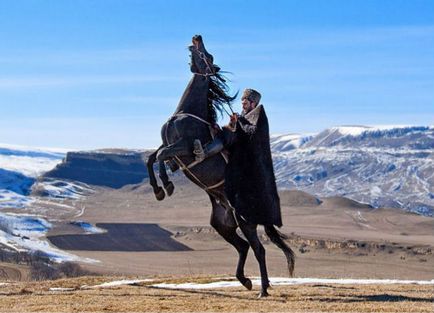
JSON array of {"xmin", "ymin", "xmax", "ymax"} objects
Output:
[{"xmin": 146, "ymin": 35, "xmax": 294, "ymax": 297}]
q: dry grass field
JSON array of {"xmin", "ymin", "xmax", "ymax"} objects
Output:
[{"xmin": 0, "ymin": 275, "xmax": 433, "ymax": 312}]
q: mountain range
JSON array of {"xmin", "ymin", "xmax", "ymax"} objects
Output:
[
  {"xmin": 271, "ymin": 125, "xmax": 434, "ymax": 216},
  {"xmin": 1, "ymin": 125, "xmax": 433, "ymax": 217}
]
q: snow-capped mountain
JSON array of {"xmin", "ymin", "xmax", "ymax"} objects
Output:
[
  {"xmin": 271, "ymin": 125, "xmax": 434, "ymax": 216},
  {"xmin": 270, "ymin": 133, "xmax": 314, "ymax": 152}
]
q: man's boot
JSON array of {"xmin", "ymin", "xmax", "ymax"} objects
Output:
[{"xmin": 193, "ymin": 138, "xmax": 224, "ymax": 162}]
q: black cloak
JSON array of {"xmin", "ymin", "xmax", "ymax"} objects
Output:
[{"xmin": 224, "ymin": 105, "xmax": 282, "ymax": 227}]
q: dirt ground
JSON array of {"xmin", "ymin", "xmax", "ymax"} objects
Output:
[
  {"xmin": 0, "ymin": 275, "xmax": 433, "ymax": 312},
  {"xmin": 0, "ymin": 263, "xmax": 29, "ymax": 281},
  {"xmin": 40, "ymin": 180, "xmax": 434, "ymax": 281}
]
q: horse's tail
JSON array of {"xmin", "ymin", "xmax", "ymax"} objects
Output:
[{"xmin": 264, "ymin": 225, "xmax": 295, "ymax": 277}]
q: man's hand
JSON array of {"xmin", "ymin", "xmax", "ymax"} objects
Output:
[
  {"xmin": 230, "ymin": 113, "xmax": 238, "ymax": 124},
  {"xmin": 225, "ymin": 113, "xmax": 239, "ymax": 131}
]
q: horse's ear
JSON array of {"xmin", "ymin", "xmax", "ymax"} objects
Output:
[{"xmin": 213, "ymin": 65, "xmax": 221, "ymax": 73}]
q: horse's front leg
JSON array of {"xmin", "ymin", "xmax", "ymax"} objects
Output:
[{"xmin": 146, "ymin": 147, "xmax": 166, "ymax": 201}]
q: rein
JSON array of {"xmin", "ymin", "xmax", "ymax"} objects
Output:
[
  {"xmin": 174, "ymin": 112, "xmax": 211, "ymax": 126},
  {"xmin": 166, "ymin": 112, "xmax": 227, "ymax": 191}
]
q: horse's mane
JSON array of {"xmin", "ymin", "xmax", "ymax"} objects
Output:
[{"xmin": 207, "ymin": 70, "xmax": 237, "ymax": 124}]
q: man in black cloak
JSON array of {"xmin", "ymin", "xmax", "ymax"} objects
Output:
[{"xmin": 194, "ymin": 88, "xmax": 282, "ymax": 227}]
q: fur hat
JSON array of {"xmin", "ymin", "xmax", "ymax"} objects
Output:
[{"xmin": 242, "ymin": 88, "xmax": 261, "ymax": 104}]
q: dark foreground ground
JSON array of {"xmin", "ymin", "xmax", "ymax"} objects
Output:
[{"xmin": 48, "ymin": 223, "xmax": 191, "ymax": 252}]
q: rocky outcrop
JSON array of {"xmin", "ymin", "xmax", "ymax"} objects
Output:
[
  {"xmin": 287, "ymin": 235, "xmax": 433, "ymax": 256},
  {"xmin": 279, "ymin": 190, "xmax": 322, "ymax": 207},
  {"xmin": 44, "ymin": 149, "xmax": 153, "ymax": 188},
  {"xmin": 171, "ymin": 226, "xmax": 433, "ymax": 256}
]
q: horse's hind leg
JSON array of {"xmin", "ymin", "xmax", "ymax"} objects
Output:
[
  {"xmin": 156, "ymin": 138, "xmax": 190, "ymax": 161},
  {"xmin": 209, "ymin": 196, "xmax": 252, "ymax": 290},
  {"xmin": 158, "ymin": 160, "xmax": 174, "ymax": 196},
  {"xmin": 238, "ymin": 219, "xmax": 270, "ymax": 298},
  {"xmin": 264, "ymin": 225, "xmax": 295, "ymax": 277},
  {"xmin": 146, "ymin": 148, "xmax": 165, "ymax": 201}
]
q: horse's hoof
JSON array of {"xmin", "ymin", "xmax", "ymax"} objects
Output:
[
  {"xmin": 164, "ymin": 182, "xmax": 175, "ymax": 196},
  {"xmin": 154, "ymin": 187, "xmax": 165, "ymax": 201},
  {"xmin": 258, "ymin": 290, "xmax": 269, "ymax": 298},
  {"xmin": 241, "ymin": 278, "xmax": 252, "ymax": 291}
]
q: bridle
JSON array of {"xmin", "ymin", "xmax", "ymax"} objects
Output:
[
  {"xmin": 190, "ymin": 47, "xmax": 235, "ymax": 117},
  {"xmin": 192, "ymin": 48, "xmax": 216, "ymax": 77}
]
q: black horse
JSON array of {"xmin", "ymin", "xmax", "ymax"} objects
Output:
[{"xmin": 147, "ymin": 35, "xmax": 294, "ymax": 297}]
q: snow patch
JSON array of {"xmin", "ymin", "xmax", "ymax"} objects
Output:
[
  {"xmin": 49, "ymin": 287, "xmax": 76, "ymax": 292},
  {"xmin": 33, "ymin": 179, "xmax": 93, "ymax": 200},
  {"xmin": 332, "ymin": 125, "xmax": 423, "ymax": 137},
  {"xmin": 0, "ymin": 190, "xmax": 33, "ymax": 209},
  {"xmin": 0, "ymin": 144, "xmax": 67, "ymax": 210},
  {"xmin": 82, "ymin": 279, "xmax": 153, "ymax": 289},
  {"xmin": 0, "ymin": 155, "xmax": 62, "ymax": 178},
  {"xmin": 0, "ymin": 142, "xmax": 71, "ymax": 155},
  {"xmin": 70, "ymin": 221, "xmax": 105, "ymax": 234},
  {"xmin": 271, "ymin": 133, "xmax": 313, "ymax": 151},
  {"xmin": 332, "ymin": 126, "xmax": 372, "ymax": 136},
  {"xmin": 370, "ymin": 186, "xmax": 382, "ymax": 197},
  {"xmin": 0, "ymin": 212, "xmax": 97, "ymax": 263},
  {"xmin": 152, "ymin": 277, "xmax": 434, "ymax": 289}
]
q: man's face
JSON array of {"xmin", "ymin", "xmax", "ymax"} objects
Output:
[{"xmin": 242, "ymin": 97, "xmax": 256, "ymax": 114}]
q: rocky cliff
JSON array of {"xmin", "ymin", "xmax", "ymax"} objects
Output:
[{"xmin": 44, "ymin": 149, "xmax": 152, "ymax": 188}]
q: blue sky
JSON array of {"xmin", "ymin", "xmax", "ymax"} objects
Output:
[{"xmin": 0, "ymin": 0, "xmax": 433, "ymax": 149}]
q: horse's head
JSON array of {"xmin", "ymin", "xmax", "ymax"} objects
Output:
[{"xmin": 189, "ymin": 35, "xmax": 220, "ymax": 76}]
